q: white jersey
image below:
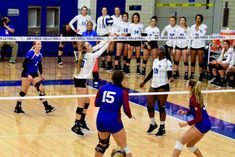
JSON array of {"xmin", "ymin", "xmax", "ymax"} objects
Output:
[
  {"xmin": 190, "ymin": 23, "xmax": 207, "ymax": 48},
  {"xmin": 110, "ymin": 15, "xmax": 122, "ymax": 34},
  {"xmin": 161, "ymin": 24, "xmax": 180, "ymax": 47},
  {"xmin": 144, "ymin": 26, "xmax": 160, "ymax": 37},
  {"xmin": 74, "ymin": 41, "xmax": 109, "ymax": 79},
  {"xmin": 118, "ymin": 21, "xmax": 131, "ymax": 36},
  {"xmin": 128, "ymin": 23, "xmax": 144, "ymax": 37},
  {"xmin": 97, "ymin": 15, "xmax": 110, "ymax": 36},
  {"xmin": 151, "ymin": 58, "xmax": 172, "ymax": 88},
  {"xmin": 69, "ymin": 14, "xmax": 96, "ymax": 35},
  {"xmin": 174, "ymin": 26, "xmax": 191, "ymax": 48},
  {"xmin": 217, "ymin": 48, "xmax": 234, "ymax": 67}
]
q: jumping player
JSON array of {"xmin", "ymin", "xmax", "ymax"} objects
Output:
[
  {"xmin": 140, "ymin": 46, "xmax": 174, "ymax": 136},
  {"xmin": 71, "ymin": 40, "xmax": 110, "ymax": 136},
  {"xmin": 94, "ymin": 70, "xmax": 133, "ymax": 157},
  {"xmin": 14, "ymin": 41, "xmax": 55, "ymax": 114},
  {"xmin": 172, "ymin": 79, "xmax": 211, "ymax": 157}
]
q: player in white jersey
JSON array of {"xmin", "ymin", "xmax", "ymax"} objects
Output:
[
  {"xmin": 140, "ymin": 46, "xmax": 174, "ymax": 136},
  {"xmin": 71, "ymin": 40, "xmax": 110, "ymax": 136},
  {"xmin": 173, "ymin": 17, "xmax": 190, "ymax": 80},
  {"xmin": 161, "ymin": 16, "xmax": 179, "ymax": 57},
  {"xmin": 190, "ymin": 14, "xmax": 207, "ymax": 81},
  {"xmin": 69, "ymin": 6, "xmax": 96, "ymax": 56},
  {"xmin": 226, "ymin": 44, "xmax": 235, "ymax": 88},
  {"xmin": 115, "ymin": 12, "xmax": 130, "ymax": 71},
  {"xmin": 126, "ymin": 12, "xmax": 144, "ymax": 76},
  {"xmin": 97, "ymin": 7, "xmax": 110, "ymax": 70},
  {"xmin": 106, "ymin": 7, "xmax": 122, "ymax": 72},
  {"xmin": 141, "ymin": 16, "xmax": 160, "ymax": 76}
]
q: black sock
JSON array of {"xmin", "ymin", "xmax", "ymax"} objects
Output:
[
  {"xmin": 115, "ymin": 65, "xmax": 119, "ymax": 70},
  {"xmin": 43, "ymin": 101, "xmax": 50, "ymax": 108},
  {"xmin": 16, "ymin": 101, "xmax": 22, "ymax": 108},
  {"xmin": 75, "ymin": 119, "xmax": 80, "ymax": 126},
  {"xmin": 160, "ymin": 124, "xmax": 165, "ymax": 128},
  {"xmin": 80, "ymin": 103, "xmax": 89, "ymax": 121},
  {"xmin": 58, "ymin": 55, "xmax": 61, "ymax": 59},
  {"xmin": 185, "ymin": 72, "xmax": 188, "ymax": 75}
]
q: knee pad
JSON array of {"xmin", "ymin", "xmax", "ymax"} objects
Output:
[
  {"xmin": 159, "ymin": 105, "xmax": 166, "ymax": 114},
  {"xmin": 34, "ymin": 81, "xmax": 42, "ymax": 91},
  {"xmin": 19, "ymin": 91, "xmax": 26, "ymax": 97},
  {"xmin": 58, "ymin": 46, "xmax": 64, "ymax": 51},
  {"xmin": 191, "ymin": 63, "xmax": 195, "ymax": 67},
  {"xmin": 174, "ymin": 61, "xmax": 179, "ymax": 65},
  {"xmin": 123, "ymin": 146, "xmax": 131, "ymax": 154},
  {"xmin": 147, "ymin": 106, "xmax": 154, "ymax": 113},
  {"xmin": 175, "ymin": 141, "xmax": 184, "ymax": 151},
  {"xmin": 136, "ymin": 58, "xmax": 140, "ymax": 64},
  {"xmin": 123, "ymin": 56, "xmax": 127, "ymax": 61},
  {"xmin": 184, "ymin": 62, "xmax": 188, "ymax": 66},
  {"xmin": 187, "ymin": 146, "xmax": 197, "ymax": 153},
  {"xmin": 101, "ymin": 51, "xmax": 107, "ymax": 57},
  {"xmin": 217, "ymin": 64, "xmax": 224, "ymax": 70},
  {"xmin": 143, "ymin": 60, "xmax": 147, "ymax": 65},
  {"xmin": 76, "ymin": 107, "xmax": 83, "ymax": 114},
  {"xmin": 95, "ymin": 135, "xmax": 110, "ymax": 154},
  {"xmin": 108, "ymin": 51, "xmax": 113, "ymax": 56},
  {"xmin": 199, "ymin": 63, "xmax": 203, "ymax": 68},
  {"xmin": 126, "ymin": 58, "xmax": 131, "ymax": 64},
  {"xmin": 115, "ymin": 56, "xmax": 120, "ymax": 61},
  {"xmin": 84, "ymin": 103, "xmax": 89, "ymax": 109}
]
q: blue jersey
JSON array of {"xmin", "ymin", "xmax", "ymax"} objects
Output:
[
  {"xmin": 24, "ymin": 50, "xmax": 43, "ymax": 74},
  {"xmin": 95, "ymin": 84, "xmax": 132, "ymax": 133},
  {"xmin": 0, "ymin": 24, "xmax": 15, "ymax": 36},
  {"xmin": 82, "ymin": 30, "xmax": 97, "ymax": 47},
  {"xmin": 187, "ymin": 95, "xmax": 211, "ymax": 133}
]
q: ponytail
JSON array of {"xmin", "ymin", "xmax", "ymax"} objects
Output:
[
  {"xmin": 189, "ymin": 79, "xmax": 204, "ymax": 107},
  {"xmin": 75, "ymin": 42, "xmax": 86, "ymax": 74}
]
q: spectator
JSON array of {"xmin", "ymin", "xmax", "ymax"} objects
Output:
[{"xmin": 0, "ymin": 16, "xmax": 18, "ymax": 64}]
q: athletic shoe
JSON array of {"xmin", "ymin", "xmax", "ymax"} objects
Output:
[
  {"xmin": 71, "ymin": 124, "xmax": 84, "ymax": 136},
  {"xmin": 199, "ymin": 75, "xmax": 203, "ymax": 82},
  {"xmin": 137, "ymin": 66, "xmax": 141, "ymax": 75},
  {"xmin": 208, "ymin": 77, "xmax": 216, "ymax": 84},
  {"xmin": 9, "ymin": 60, "xmax": 16, "ymax": 64},
  {"xmin": 147, "ymin": 124, "xmax": 158, "ymax": 134},
  {"xmin": 189, "ymin": 73, "xmax": 194, "ymax": 79},
  {"xmin": 45, "ymin": 105, "xmax": 56, "ymax": 114},
  {"xmin": 80, "ymin": 121, "xmax": 90, "ymax": 130},
  {"xmin": 14, "ymin": 107, "xmax": 25, "ymax": 114},
  {"xmin": 125, "ymin": 68, "xmax": 130, "ymax": 77},
  {"xmin": 57, "ymin": 57, "xmax": 63, "ymax": 65},
  {"xmin": 155, "ymin": 127, "xmax": 166, "ymax": 136},
  {"xmin": 184, "ymin": 73, "xmax": 188, "ymax": 80}
]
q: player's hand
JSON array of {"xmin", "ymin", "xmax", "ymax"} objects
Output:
[
  {"xmin": 178, "ymin": 122, "xmax": 188, "ymax": 128},
  {"xmin": 27, "ymin": 75, "xmax": 33, "ymax": 81},
  {"xmin": 169, "ymin": 77, "xmax": 174, "ymax": 83},
  {"xmin": 75, "ymin": 29, "xmax": 79, "ymax": 33},
  {"xmin": 139, "ymin": 82, "xmax": 145, "ymax": 88},
  {"xmin": 178, "ymin": 110, "xmax": 187, "ymax": 115},
  {"xmin": 147, "ymin": 45, "xmax": 151, "ymax": 50}
]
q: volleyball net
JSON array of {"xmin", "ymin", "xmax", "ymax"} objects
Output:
[{"xmin": 0, "ymin": 35, "xmax": 235, "ymax": 101}]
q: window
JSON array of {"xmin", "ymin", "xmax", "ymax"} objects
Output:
[
  {"xmin": 46, "ymin": 7, "xmax": 60, "ymax": 35},
  {"xmin": 28, "ymin": 6, "xmax": 41, "ymax": 35}
]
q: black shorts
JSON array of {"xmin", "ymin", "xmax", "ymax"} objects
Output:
[
  {"xmin": 149, "ymin": 84, "xmax": 170, "ymax": 93},
  {"xmin": 100, "ymin": 34, "xmax": 109, "ymax": 37},
  {"xmin": 129, "ymin": 41, "xmax": 142, "ymax": 47},
  {"xmin": 190, "ymin": 47, "xmax": 205, "ymax": 51},
  {"xmin": 117, "ymin": 41, "xmax": 128, "ymax": 44},
  {"xmin": 74, "ymin": 78, "xmax": 87, "ymax": 88},
  {"xmin": 166, "ymin": 45, "xmax": 173, "ymax": 49},
  {"xmin": 175, "ymin": 46, "xmax": 188, "ymax": 50},
  {"xmin": 60, "ymin": 41, "xmax": 77, "ymax": 45},
  {"xmin": 143, "ymin": 41, "xmax": 158, "ymax": 50},
  {"xmin": 21, "ymin": 71, "xmax": 39, "ymax": 78}
]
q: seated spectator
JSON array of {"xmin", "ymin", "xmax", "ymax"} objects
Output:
[
  {"xmin": 208, "ymin": 40, "xmax": 233, "ymax": 87},
  {"xmin": 0, "ymin": 16, "xmax": 18, "ymax": 64},
  {"xmin": 226, "ymin": 45, "xmax": 235, "ymax": 88}
]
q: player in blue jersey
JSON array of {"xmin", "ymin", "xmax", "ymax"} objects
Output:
[
  {"xmin": 14, "ymin": 41, "xmax": 55, "ymax": 114},
  {"xmin": 94, "ymin": 71, "xmax": 134, "ymax": 157},
  {"xmin": 172, "ymin": 79, "xmax": 211, "ymax": 157}
]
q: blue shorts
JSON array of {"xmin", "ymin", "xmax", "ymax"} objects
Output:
[
  {"xmin": 96, "ymin": 117, "xmax": 123, "ymax": 134},
  {"xmin": 195, "ymin": 120, "xmax": 211, "ymax": 133}
]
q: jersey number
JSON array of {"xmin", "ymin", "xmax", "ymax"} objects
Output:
[
  {"xmin": 102, "ymin": 91, "xmax": 116, "ymax": 103},
  {"xmin": 153, "ymin": 68, "xmax": 158, "ymax": 74},
  {"xmin": 124, "ymin": 28, "xmax": 128, "ymax": 32},
  {"xmin": 134, "ymin": 30, "xmax": 139, "ymax": 34}
]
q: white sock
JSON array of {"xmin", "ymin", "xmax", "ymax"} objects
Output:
[
  {"xmin": 160, "ymin": 121, "xmax": 165, "ymax": 125},
  {"xmin": 150, "ymin": 118, "xmax": 156, "ymax": 125}
]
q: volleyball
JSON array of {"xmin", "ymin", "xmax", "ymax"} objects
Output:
[
  {"xmin": 111, "ymin": 147, "xmax": 126, "ymax": 157},
  {"xmin": 103, "ymin": 15, "xmax": 114, "ymax": 27}
]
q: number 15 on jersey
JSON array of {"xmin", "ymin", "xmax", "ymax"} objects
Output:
[{"xmin": 102, "ymin": 91, "xmax": 116, "ymax": 103}]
